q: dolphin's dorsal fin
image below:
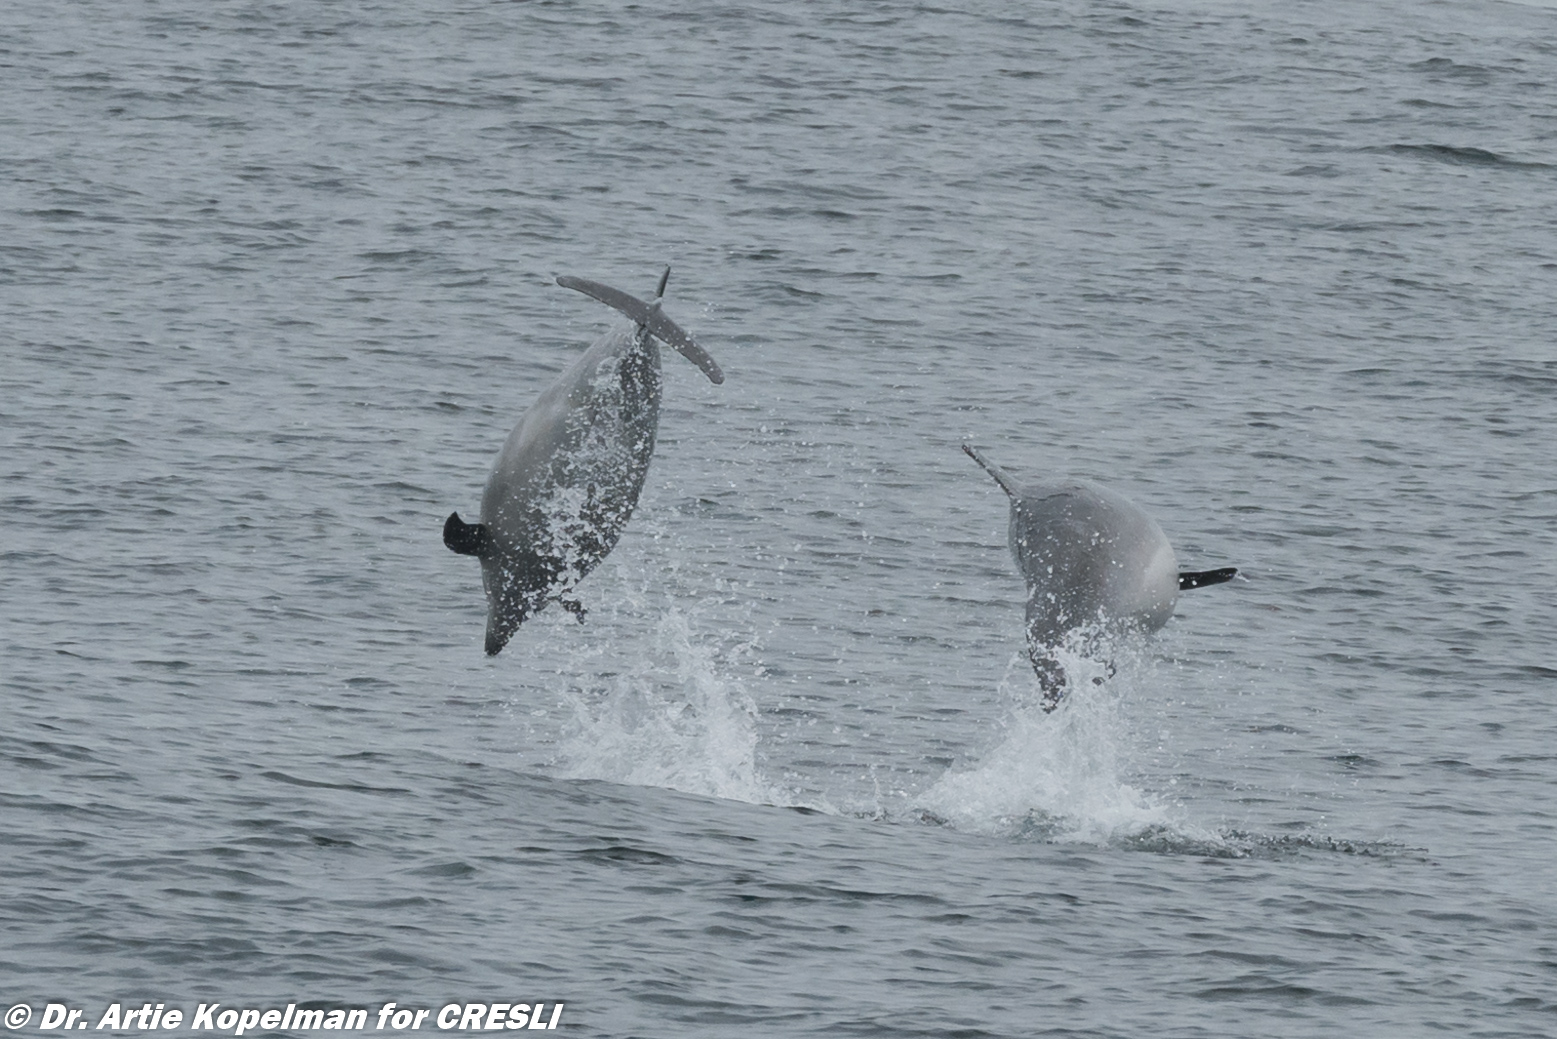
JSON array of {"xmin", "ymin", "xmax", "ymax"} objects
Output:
[
  {"xmin": 962, "ymin": 444, "xmax": 1020, "ymax": 499},
  {"xmin": 444, "ymin": 512, "xmax": 492, "ymax": 557},
  {"xmin": 655, "ymin": 266, "xmax": 670, "ymax": 300},
  {"xmin": 1178, "ymin": 567, "xmax": 1238, "ymax": 590},
  {"xmin": 556, "ymin": 274, "xmax": 724, "ymax": 385}
]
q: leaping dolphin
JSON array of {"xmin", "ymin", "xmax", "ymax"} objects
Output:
[
  {"xmin": 963, "ymin": 444, "xmax": 1236, "ymax": 708},
  {"xmin": 445, "ymin": 268, "xmax": 722, "ymax": 655}
]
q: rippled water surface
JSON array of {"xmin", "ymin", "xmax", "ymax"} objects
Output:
[{"xmin": 5, "ymin": 0, "xmax": 1557, "ymax": 1035}]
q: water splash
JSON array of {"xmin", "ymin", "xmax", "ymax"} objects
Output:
[
  {"xmin": 550, "ymin": 610, "xmax": 780, "ymax": 805},
  {"xmin": 915, "ymin": 640, "xmax": 1194, "ymax": 846}
]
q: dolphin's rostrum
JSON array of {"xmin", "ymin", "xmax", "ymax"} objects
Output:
[
  {"xmin": 446, "ymin": 269, "xmax": 722, "ymax": 655},
  {"xmin": 963, "ymin": 444, "xmax": 1236, "ymax": 708}
]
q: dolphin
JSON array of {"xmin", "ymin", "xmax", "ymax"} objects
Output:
[
  {"xmin": 963, "ymin": 444, "xmax": 1236, "ymax": 708},
  {"xmin": 445, "ymin": 268, "xmax": 723, "ymax": 655}
]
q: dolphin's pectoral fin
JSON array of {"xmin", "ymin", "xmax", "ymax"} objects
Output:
[
  {"xmin": 444, "ymin": 512, "xmax": 492, "ymax": 557},
  {"xmin": 1178, "ymin": 567, "xmax": 1238, "ymax": 590},
  {"xmin": 557, "ymin": 274, "xmax": 724, "ymax": 385},
  {"xmin": 559, "ymin": 596, "xmax": 587, "ymax": 623}
]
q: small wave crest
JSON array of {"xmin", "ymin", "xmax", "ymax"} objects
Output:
[{"xmin": 1379, "ymin": 143, "xmax": 1549, "ymax": 169}]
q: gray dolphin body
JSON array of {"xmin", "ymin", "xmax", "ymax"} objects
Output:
[
  {"xmin": 445, "ymin": 270, "xmax": 722, "ymax": 655},
  {"xmin": 964, "ymin": 444, "xmax": 1236, "ymax": 707}
]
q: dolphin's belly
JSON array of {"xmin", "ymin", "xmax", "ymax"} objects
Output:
[{"xmin": 481, "ymin": 329, "xmax": 662, "ymax": 575}]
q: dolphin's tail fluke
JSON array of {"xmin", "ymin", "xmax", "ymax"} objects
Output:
[
  {"xmin": 962, "ymin": 444, "xmax": 1020, "ymax": 499},
  {"xmin": 557, "ymin": 274, "xmax": 724, "ymax": 385}
]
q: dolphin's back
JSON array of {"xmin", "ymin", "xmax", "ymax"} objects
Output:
[{"xmin": 1009, "ymin": 478, "xmax": 1179, "ymax": 642}]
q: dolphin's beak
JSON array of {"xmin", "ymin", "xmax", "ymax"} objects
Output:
[{"xmin": 484, "ymin": 612, "xmax": 522, "ymax": 656}]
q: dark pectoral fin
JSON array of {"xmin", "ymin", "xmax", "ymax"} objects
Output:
[
  {"xmin": 443, "ymin": 512, "xmax": 492, "ymax": 557},
  {"xmin": 1179, "ymin": 567, "xmax": 1238, "ymax": 590}
]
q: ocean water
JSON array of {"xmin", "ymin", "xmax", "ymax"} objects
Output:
[{"xmin": 4, "ymin": 0, "xmax": 1557, "ymax": 1035}]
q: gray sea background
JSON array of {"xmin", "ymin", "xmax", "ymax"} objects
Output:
[{"xmin": 5, "ymin": 0, "xmax": 1557, "ymax": 1035}]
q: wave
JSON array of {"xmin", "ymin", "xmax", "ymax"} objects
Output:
[{"xmin": 1377, "ymin": 143, "xmax": 1550, "ymax": 169}]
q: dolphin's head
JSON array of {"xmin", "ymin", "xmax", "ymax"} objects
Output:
[
  {"xmin": 481, "ymin": 548, "xmax": 566, "ymax": 656},
  {"xmin": 483, "ymin": 603, "xmax": 525, "ymax": 656}
]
